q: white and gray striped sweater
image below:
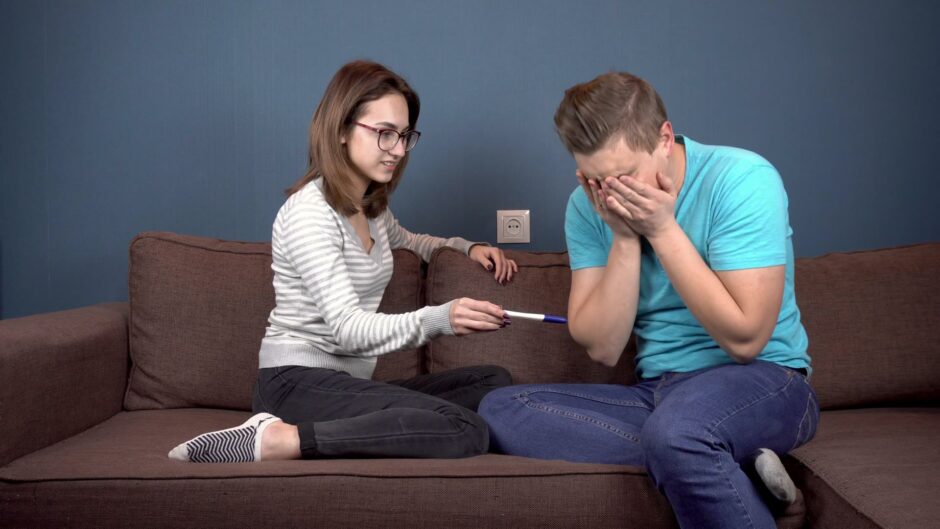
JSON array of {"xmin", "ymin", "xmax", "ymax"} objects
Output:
[{"xmin": 258, "ymin": 179, "xmax": 474, "ymax": 379}]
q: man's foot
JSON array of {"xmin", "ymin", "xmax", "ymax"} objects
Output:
[
  {"xmin": 753, "ymin": 448, "xmax": 797, "ymax": 504},
  {"xmin": 168, "ymin": 413, "xmax": 281, "ymax": 463}
]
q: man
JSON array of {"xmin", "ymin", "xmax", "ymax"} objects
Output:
[{"xmin": 479, "ymin": 72, "xmax": 818, "ymax": 528}]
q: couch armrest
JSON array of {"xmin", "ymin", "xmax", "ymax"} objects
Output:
[{"xmin": 0, "ymin": 302, "xmax": 129, "ymax": 466}]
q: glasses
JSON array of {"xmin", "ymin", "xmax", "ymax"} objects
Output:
[{"xmin": 353, "ymin": 122, "xmax": 421, "ymax": 152}]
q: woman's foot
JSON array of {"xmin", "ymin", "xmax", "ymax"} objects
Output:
[
  {"xmin": 168, "ymin": 413, "xmax": 281, "ymax": 463},
  {"xmin": 753, "ymin": 448, "xmax": 797, "ymax": 504}
]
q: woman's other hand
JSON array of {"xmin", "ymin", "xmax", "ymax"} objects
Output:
[{"xmin": 469, "ymin": 245, "xmax": 518, "ymax": 285}]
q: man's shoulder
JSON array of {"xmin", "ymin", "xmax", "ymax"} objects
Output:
[
  {"xmin": 565, "ymin": 186, "xmax": 601, "ymax": 225},
  {"xmin": 566, "ymin": 186, "xmax": 593, "ymax": 212},
  {"xmin": 688, "ymin": 137, "xmax": 776, "ymax": 177}
]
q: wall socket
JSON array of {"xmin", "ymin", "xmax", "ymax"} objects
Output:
[{"xmin": 497, "ymin": 209, "xmax": 530, "ymax": 244}]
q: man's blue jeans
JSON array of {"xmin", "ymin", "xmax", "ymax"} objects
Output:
[{"xmin": 478, "ymin": 360, "xmax": 819, "ymax": 529}]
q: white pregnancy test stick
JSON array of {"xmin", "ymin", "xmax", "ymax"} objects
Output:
[{"xmin": 504, "ymin": 310, "xmax": 568, "ymax": 324}]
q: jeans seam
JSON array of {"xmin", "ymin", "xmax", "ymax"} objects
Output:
[
  {"xmin": 517, "ymin": 395, "xmax": 641, "ymax": 442},
  {"xmin": 708, "ymin": 430, "xmax": 757, "ymax": 529},
  {"xmin": 709, "ymin": 371, "xmax": 797, "ymax": 433},
  {"xmin": 252, "ymin": 382, "xmax": 271, "ymax": 412},
  {"xmin": 316, "ymin": 419, "xmax": 474, "ymax": 445},
  {"xmin": 792, "ymin": 388, "xmax": 818, "ymax": 451},
  {"xmin": 518, "ymin": 388, "xmax": 651, "ymax": 408}
]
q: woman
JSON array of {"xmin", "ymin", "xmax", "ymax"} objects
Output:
[{"xmin": 169, "ymin": 60, "xmax": 516, "ymax": 463}]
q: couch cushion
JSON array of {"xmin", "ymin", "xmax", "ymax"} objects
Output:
[
  {"xmin": 787, "ymin": 407, "xmax": 940, "ymax": 529},
  {"xmin": 0, "ymin": 409, "xmax": 804, "ymax": 528},
  {"xmin": 425, "ymin": 248, "xmax": 637, "ymax": 384},
  {"xmin": 795, "ymin": 243, "xmax": 940, "ymax": 410},
  {"xmin": 124, "ymin": 232, "xmax": 424, "ymax": 411},
  {"xmin": 0, "ymin": 409, "xmax": 673, "ymax": 528}
]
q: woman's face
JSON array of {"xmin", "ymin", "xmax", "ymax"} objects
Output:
[{"xmin": 343, "ymin": 92, "xmax": 410, "ymax": 191}]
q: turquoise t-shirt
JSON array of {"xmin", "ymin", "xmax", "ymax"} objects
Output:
[{"xmin": 565, "ymin": 136, "xmax": 810, "ymax": 379}]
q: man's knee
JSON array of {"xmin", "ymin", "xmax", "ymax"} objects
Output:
[
  {"xmin": 641, "ymin": 414, "xmax": 715, "ymax": 484},
  {"xmin": 478, "ymin": 384, "xmax": 518, "ymax": 422}
]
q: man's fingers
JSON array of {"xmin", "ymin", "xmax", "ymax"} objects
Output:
[
  {"xmin": 606, "ymin": 195, "xmax": 633, "ymax": 220},
  {"xmin": 656, "ymin": 171, "xmax": 675, "ymax": 195}
]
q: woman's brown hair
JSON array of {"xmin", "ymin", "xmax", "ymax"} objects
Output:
[{"xmin": 286, "ymin": 60, "xmax": 420, "ymax": 218}]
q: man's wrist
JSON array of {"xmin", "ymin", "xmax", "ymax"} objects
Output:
[
  {"xmin": 647, "ymin": 220, "xmax": 683, "ymax": 248},
  {"xmin": 608, "ymin": 235, "xmax": 641, "ymax": 266}
]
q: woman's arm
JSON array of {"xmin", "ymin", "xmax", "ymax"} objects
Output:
[
  {"xmin": 383, "ymin": 209, "xmax": 474, "ymax": 261},
  {"xmin": 279, "ymin": 202, "xmax": 454, "ymax": 357},
  {"xmin": 383, "ymin": 209, "xmax": 517, "ymax": 284}
]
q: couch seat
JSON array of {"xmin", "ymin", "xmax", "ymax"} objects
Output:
[
  {"xmin": 0, "ymin": 409, "xmax": 677, "ymax": 528},
  {"xmin": 788, "ymin": 407, "xmax": 940, "ymax": 529}
]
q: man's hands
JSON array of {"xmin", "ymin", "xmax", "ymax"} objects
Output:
[
  {"xmin": 580, "ymin": 170, "xmax": 679, "ymax": 240},
  {"xmin": 577, "ymin": 170, "xmax": 637, "ymax": 240},
  {"xmin": 602, "ymin": 171, "xmax": 677, "ymax": 240},
  {"xmin": 469, "ymin": 245, "xmax": 518, "ymax": 285}
]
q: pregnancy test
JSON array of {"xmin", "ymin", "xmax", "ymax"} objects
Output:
[{"xmin": 504, "ymin": 310, "xmax": 568, "ymax": 324}]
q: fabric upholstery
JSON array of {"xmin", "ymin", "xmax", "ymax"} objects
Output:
[
  {"xmin": 0, "ymin": 409, "xmax": 679, "ymax": 529},
  {"xmin": 795, "ymin": 243, "xmax": 940, "ymax": 409},
  {"xmin": 425, "ymin": 247, "xmax": 637, "ymax": 385},
  {"xmin": 0, "ymin": 302, "xmax": 128, "ymax": 466},
  {"xmin": 124, "ymin": 232, "xmax": 275, "ymax": 410},
  {"xmin": 5, "ymin": 235, "xmax": 939, "ymax": 529},
  {"xmin": 124, "ymin": 232, "xmax": 424, "ymax": 411},
  {"xmin": 788, "ymin": 408, "xmax": 940, "ymax": 529}
]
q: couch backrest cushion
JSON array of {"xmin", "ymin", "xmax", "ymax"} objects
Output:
[
  {"xmin": 124, "ymin": 232, "xmax": 424, "ymax": 411},
  {"xmin": 796, "ymin": 243, "xmax": 940, "ymax": 409},
  {"xmin": 425, "ymin": 248, "xmax": 636, "ymax": 385}
]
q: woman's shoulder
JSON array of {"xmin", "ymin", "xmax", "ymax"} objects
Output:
[
  {"xmin": 282, "ymin": 179, "xmax": 327, "ymax": 211},
  {"xmin": 278, "ymin": 179, "xmax": 340, "ymax": 226}
]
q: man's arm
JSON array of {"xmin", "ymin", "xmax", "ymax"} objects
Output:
[
  {"xmin": 649, "ymin": 222, "xmax": 784, "ymax": 362},
  {"xmin": 568, "ymin": 236, "xmax": 641, "ymax": 367},
  {"xmin": 566, "ymin": 172, "xmax": 645, "ymax": 367},
  {"xmin": 605, "ymin": 173, "xmax": 784, "ymax": 363}
]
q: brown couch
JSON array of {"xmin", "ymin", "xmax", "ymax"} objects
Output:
[{"xmin": 2, "ymin": 231, "xmax": 938, "ymax": 528}]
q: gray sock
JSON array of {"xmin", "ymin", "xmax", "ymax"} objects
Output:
[{"xmin": 753, "ymin": 448, "xmax": 797, "ymax": 504}]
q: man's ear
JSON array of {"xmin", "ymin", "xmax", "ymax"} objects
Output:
[{"xmin": 659, "ymin": 121, "xmax": 675, "ymax": 156}]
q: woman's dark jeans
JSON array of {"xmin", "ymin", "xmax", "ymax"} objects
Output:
[{"xmin": 252, "ymin": 365, "xmax": 512, "ymax": 459}]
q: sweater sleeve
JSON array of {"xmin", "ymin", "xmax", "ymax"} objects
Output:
[
  {"xmin": 382, "ymin": 208, "xmax": 483, "ymax": 261},
  {"xmin": 278, "ymin": 199, "xmax": 455, "ymax": 357}
]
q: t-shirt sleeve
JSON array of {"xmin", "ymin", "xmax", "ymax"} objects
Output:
[
  {"xmin": 565, "ymin": 188, "xmax": 609, "ymax": 270},
  {"xmin": 707, "ymin": 164, "xmax": 789, "ymax": 271}
]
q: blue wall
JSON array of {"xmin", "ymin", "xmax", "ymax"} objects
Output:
[{"xmin": 2, "ymin": 0, "xmax": 939, "ymax": 319}]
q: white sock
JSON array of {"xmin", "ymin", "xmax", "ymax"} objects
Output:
[
  {"xmin": 754, "ymin": 448, "xmax": 797, "ymax": 504},
  {"xmin": 168, "ymin": 413, "xmax": 281, "ymax": 463}
]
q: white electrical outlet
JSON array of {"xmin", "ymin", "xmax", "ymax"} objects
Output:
[{"xmin": 497, "ymin": 210, "xmax": 530, "ymax": 244}]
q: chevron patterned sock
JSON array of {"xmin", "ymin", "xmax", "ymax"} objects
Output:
[{"xmin": 168, "ymin": 413, "xmax": 281, "ymax": 463}]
